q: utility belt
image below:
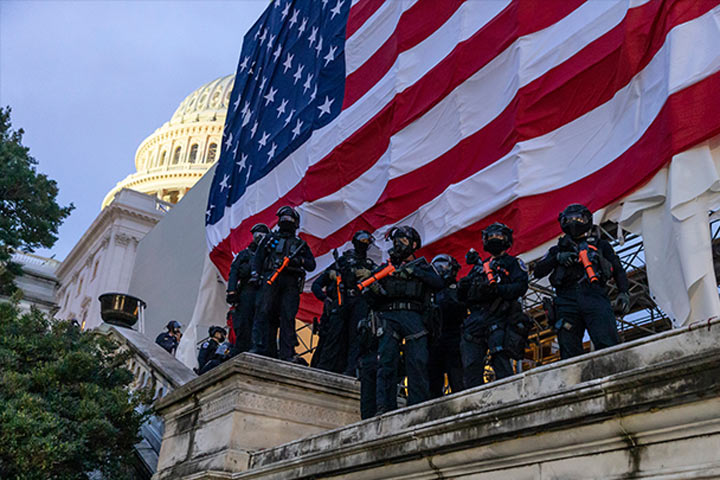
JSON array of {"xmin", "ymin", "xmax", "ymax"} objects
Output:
[{"xmin": 380, "ymin": 300, "xmax": 424, "ymax": 312}]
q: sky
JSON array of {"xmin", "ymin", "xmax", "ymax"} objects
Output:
[{"xmin": 0, "ymin": 0, "xmax": 269, "ymax": 261}]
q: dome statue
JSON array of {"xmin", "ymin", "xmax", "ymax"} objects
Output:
[{"xmin": 102, "ymin": 74, "xmax": 234, "ymax": 208}]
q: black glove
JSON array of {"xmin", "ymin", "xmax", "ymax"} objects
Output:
[
  {"xmin": 289, "ymin": 256, "xmax": 303, "ymax": 268},
  {"xmin": 248, "ymin": 272, "xmax": 260, "ymax": 286},
  {"xmin": 614, "ymin": 291, "xmax": 630, "ymax": 314},
  {"xmin": 556, "ymin": 251, "xmax": 578, "ymax": 267},
  {"xmin": 466, "ymin": 249, "xmax": 480, "ymax": 265},
  {"xmin": 226, "ymin": 291, "xmax": 238, "ymax": 304}
]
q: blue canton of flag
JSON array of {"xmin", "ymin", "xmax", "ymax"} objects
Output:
[{"xmin": 206, "ymin": 0, "xmax": 351, "ymax": 226}]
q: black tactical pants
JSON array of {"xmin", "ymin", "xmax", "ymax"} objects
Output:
[
  {"xmin": 232, "ymin": 286, "xmax": 259, "ymax": 354},
  {"xmin": 343, "ymin": 295, "xmax": 369, "ymax": 377},
  {"xmin": 358, "ymin": 345, "xmax": 378, "ymax": 419},
  {"xmin": 315, "ymin": 304, "xmax": 346, "ymax": 374},
  {"xmin": 376, "ymin": 310, "xmax": 430, "ymax": 414},
  {"xmin": 460, "ymin": 311, "xmax": 514, "ymax": 388},
  {"xmin": 555, "ymin": 284, "xmax": 619, "ymax": 359},
  {"xmin": 428, "ymin": 329, "xmax": 464, "ymax": 398},
  {"xmin": 251, "ymin": 274, "xmax": 301, "ymax": 361}
]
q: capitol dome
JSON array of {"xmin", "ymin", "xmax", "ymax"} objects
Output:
[{"xmin": 102, "ymin": 74, "xmax": 235, "ymax": 208}]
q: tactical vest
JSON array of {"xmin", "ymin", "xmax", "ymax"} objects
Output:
[
  {"xmin": 550, "ymin": 237, "xmax": 613, "ymax": 288},
  {"xmin": 381, "ymin": 275, "xmax": 425, "ymax": 301}
]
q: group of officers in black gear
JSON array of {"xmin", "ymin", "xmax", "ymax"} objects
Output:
[{"xmin": 213, "ymin": 202, "xmax": 630, "ymax": 419}]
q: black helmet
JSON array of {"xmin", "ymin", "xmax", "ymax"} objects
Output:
[
  {"xmin": 387, "ymin": 225, "xmax": 421, "ymax": 261},
  {"xmin": 250, "ymin": 223, "xmax": 270, "ymax": 234},
  {"xmin": 482, "ymin": 222, "xmax": 513, "ymax": 256},
  {"xmin": 276, "ymin": 206, "xmax": 300, "ymax": 232},
  {"xmin": 558, "ymin": 203, "xmax": 592, "ymax": 238},
  {"xmin": 166, "ymin": 320, "xmax": 182, "ymax": 332},
  {"xmin": 208, "ymin": 326, "xmax": 226, "ymax": 338},
  {"xmin": 352, "ymin": 230, "xmax": 375, "ymax": 254},
  {"xmin": 431, "ymin": 254, "xmax": 460, "ymax": 283}
]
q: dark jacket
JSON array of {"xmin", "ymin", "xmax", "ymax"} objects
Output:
[
  {"xmin": 155, "ymin": 332, "xmax": 178, "ymax": 355},
  {"xmin": 534, "ymin": 234, "xmax": 629, "ymax": 292},
  {"xmin": 252, "ymin": 230, "xmax": 316, "ymax": 279},
  {"xmin": 227, "ymin": 242, "xmax": 258, "ymax": 294},
  {"xmin": 311, "ymin": 249, "xmax": 376, "ymax": 303},
  {"xmin": 458, "ymin": 253, "xmax": 529, "ymax": 311},
  {"xmin": 197, "ymin": 338, "xmax": 219, "ymax": 371}
]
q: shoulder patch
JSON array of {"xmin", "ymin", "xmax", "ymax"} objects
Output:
[
  {"xmin": 517, "ymin": 258, "xmax": 528, "ymax": 272},
  {"xmin": 201, "ymin": 342, "xmax": 209, "ymax": 349}
]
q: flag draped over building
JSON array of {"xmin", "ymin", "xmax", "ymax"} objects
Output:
[{"xmin": 207, "ymin": 0, "xmax": 720, "ymax": 321}]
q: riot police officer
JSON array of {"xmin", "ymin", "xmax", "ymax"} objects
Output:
[
  {"xmin": 155, "ymin": 320, "xmax": 182, "ymax": 355},
  {"xmin": 250, "ymin": 206, "xmax": 316, "ymax": 361},
  {"xmin": 458, "ymin": 223, "xmax": 528, "ymax": 388},
  {"xmin": 197, "ymin": 326, "xmax": 226, "ymax": 372},
  {"xmin": 227, "ymin": 223, "xmax": 270, "ymax": 353},
  {"xmin": 364, "ymin": 226, "xmax": 443, "ymax": 414},
  {"xmin": 534, "ymin": 204, "xmax": 630, "ymax": 359},
  {"xmin": 428, "ymin": 254, "xmax": 466, "ymax": 397},
  {"xmin": 311, "ymin": 230, "xmax": 377, "ymax": 376}
]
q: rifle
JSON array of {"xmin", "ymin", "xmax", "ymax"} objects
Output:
[
  {"xmin": 559, "ymin": 236, "xmax": 599, "ymax": 284},
  {"xmin": 356, "ymin": 256, "xmax": 426, "ymax": 291},
  {"xmin": 266, "ymin": 240, "xmax": 307, "ymax": 285},
  {"xmin": 577, "ymin": 241, "xmax": 599, "ymax": 283},
  {"xmin": 467, "ymin": 248, "xmax": 497, "ymax": 285}
]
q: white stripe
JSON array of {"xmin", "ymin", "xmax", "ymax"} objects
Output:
[
  {"xmin": 306, "ymin": 5, "xmax": 720, "ymax": 279},
  {"xmin": 298, "ymin": 0, "xmax": 634, "ymax": 238},
  {"xmin": 345, "ymin": 0, "xmax": 418, "ymax": 75},
  {"xmin": 206, "ymin": 0, "xmax": 509, "ymax": 248}
]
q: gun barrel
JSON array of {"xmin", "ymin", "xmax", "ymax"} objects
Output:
[
  {"xmin": 267, "ymin": 256, "xmax": 290, "ymax": 285},
  {"xmin": 357, "ymin": 264, "xmax": 396, "ymax": 290}
]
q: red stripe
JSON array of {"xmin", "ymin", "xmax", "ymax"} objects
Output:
[
  {"xmin": 346, "ymin": 0, "xmax": 385, "ymax": 39},
  {"xmin": 417, "ymin": 70, "xmax": 720, "ymax": 279},
  {"xmin": 211, "ymin": 0, "xmax": 586, "ymax": 276},
  {"xmin": 343, "ymin": 0, "xmax": 465, "ymax": 109},
  {"xmin": 300, "ymin": 0, "xmax": 713, "ymax": 258}
]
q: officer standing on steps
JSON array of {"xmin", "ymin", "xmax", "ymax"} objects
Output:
[
  {"xmin": 311, "ymin": 230, "xmax": 377, "ymax": 376},
  {"xmin": 458, "ymin": 223, "xmax": 529, "ymax": 388},
  {"xmin": 226, "ymin": 223, "xmax": 270, "ymax": 353},
  {"xmin": 250, "ymin": 206, "xmax": 316, "ymax": 361},
  {"xmin": 197, "ymin": 326, "xmax": 226, "ymax": 373},
  {"xmin": 534, "ymin": 204, "xmax": 630, "ymax": 359},
  {"xmin": 363, "ymin": 226, "xmax": 443, "ymax": 414},
  {"xmin": 155, "ymin": 321, "xmax": 182, "ymax": 355},
  {"xmin": 428, "ymin": 254, "xmax": 467, "ymax": 398}
]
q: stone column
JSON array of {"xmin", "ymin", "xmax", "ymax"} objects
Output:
[{"xmin": 153, "ymin": 353, "xmax": 361, "ymax": 479}]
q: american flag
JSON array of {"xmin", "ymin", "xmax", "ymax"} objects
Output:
[{"xmin": 207, "ymin": 0, "xmax": 720, "ymax": 321}]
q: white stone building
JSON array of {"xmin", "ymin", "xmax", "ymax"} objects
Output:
[
  {"xmin": 102, "ymin": 75, "xmax": 233, "ymax": 208},
  {"xmin": 55, "ymin": 189, "xmax": 169, "ymax": 330},
  {"xmin": 3, "ymin": 251, "xmax": 61, "ymax": 314}
]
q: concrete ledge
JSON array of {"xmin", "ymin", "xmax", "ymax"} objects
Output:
[
  {"xmin": 153, "ymin": 353, "xmax": 361, "ymax": 479},
  {"xmin": 238, "ymin": 319, "xmax": 720, "ymax": 479}
]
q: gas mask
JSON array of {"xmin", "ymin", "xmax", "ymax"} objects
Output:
[
  {"xmin": 278, "ymin": 215, "xmax": 298, "ymax": 233},
  {"xmin": 389, "ymin": 235, "xmax": 413, "ymax": 263},
  {"xmin": 352, "ymin": 231, "xmax": 374, "ymax": 256},
  {"xmin": 483, "ymin": 233, "xmax": 509, "ymax": 256},
  {"xmin": 560, "ymin": 213, "xmax": 591, "ymax": 239}
]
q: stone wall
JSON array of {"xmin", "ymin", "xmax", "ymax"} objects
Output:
[
  {"xmin": 153, "ymin": 353, "xmax": 361, "ymax": 479},
  {"xmin": 153, "ymin": 319, "xmax": 720, "ymax": 479}
]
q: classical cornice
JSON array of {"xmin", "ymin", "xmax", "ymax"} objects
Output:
[{"xmin": 57, "ymin": 193, "xmax": 168, "ymax": 279}]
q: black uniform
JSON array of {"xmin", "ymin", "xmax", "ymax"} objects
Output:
[
  {"xmin": 311, "ymin": 249, "xmax": 376, "ymax": 376},
  {"xmin": 428, "ymin": 283, "xmax": 467, "ymax": 397},
  {"xmin": 458, "ymin": 253, "xmax": 528, "ymax": 388},
  {"xmin": 155, "ymin": 332, "xmax": 178, "ymax": 355},
  {"xmin": 227, "ymin": 242, "xmax": 261, "ymax": 353},
  {"xmin": 250, "ymin": 230, "xmax": 316, "ymax": 360},
  {"xmin": 197, "ymin": 338, "xmax": 220, "ymax": 372},
  {"xmin": 198, "ymin": 342, "xmax": 233, "ymax": 374},
  {"xmin": 534, "ymin": 234, "xmax": 629, "ymax": 359},
  {"xmin": 366, "ymin": 258, "xmax": 443, "ymax": 413}
]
